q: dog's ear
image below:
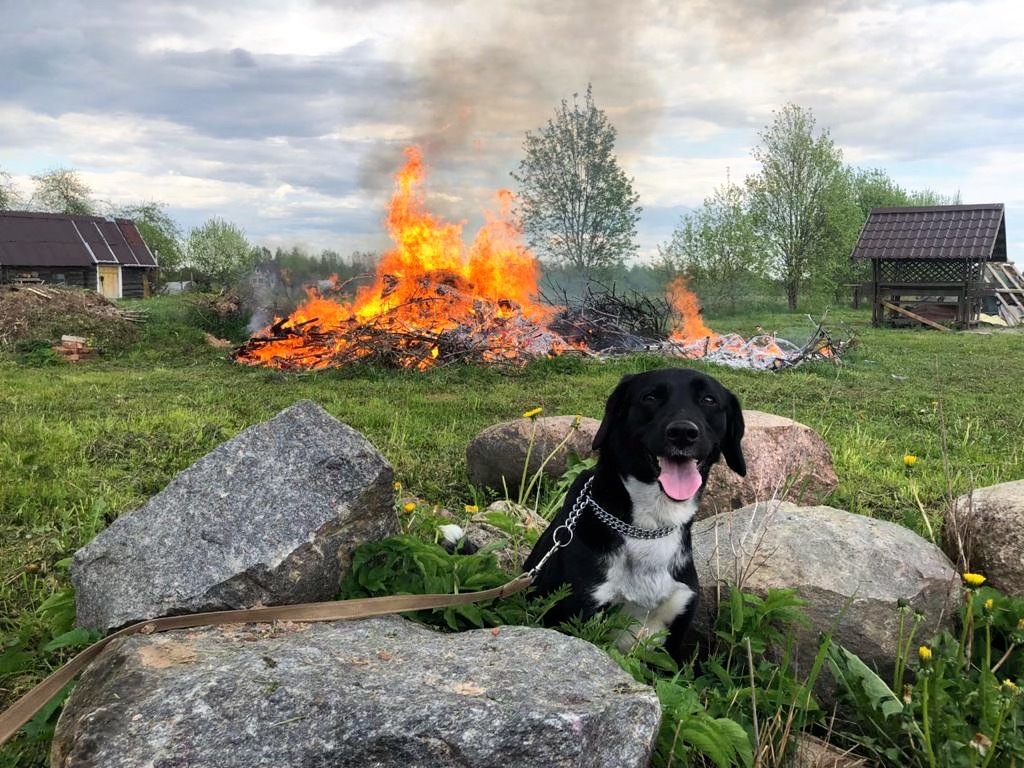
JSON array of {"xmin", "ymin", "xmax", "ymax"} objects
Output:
[
  {"xmin": 592, "ymin": 373, "xmax": 635, "ymax": 451},
  {"xmin": 721, "ymin": 390, "xmax": 746, "ymax": 477}
]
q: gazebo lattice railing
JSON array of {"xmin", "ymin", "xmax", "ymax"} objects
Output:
[{"xmin": 871, "ymin": 258, "xmax": 989, "ymax": 328}]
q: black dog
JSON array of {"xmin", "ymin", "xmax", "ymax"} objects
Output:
[{"xmin": 521, "ymin": 367, "xmax": 746, "ymax": 662}]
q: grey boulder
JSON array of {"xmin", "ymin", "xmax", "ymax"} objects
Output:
[
  {"xmin": 72, "ymin": 400, "xmax": 398, "ymax": 632},
  {"xmin": 692, "ymin": 501, "xmax": 961, "ymax": 695},
  {"xmin": 465, "ymin": 411, "xmax": 838, "ymax": 521},
  {"xmin": 954, "ymin": 479, "xmax": 1024, "ymax": 596},
  {"xmin": 51, "ymin": 616, "xmax": 661, "ymax": 768},
  {"xmin": 466, "ymin": 415, "xmax": 598, "ymax": 494},
  {"xmin": 702, "ymin": 411, "xmax": 838, "ymax": 518}
]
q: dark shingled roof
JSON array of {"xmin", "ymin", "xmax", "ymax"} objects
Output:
[
  {"xmin": 116, "ymin": 218, "xmax": 158, "ymax": 267},
  {"xmin": 850, "ymin": 204, "xmax": 1006, "ymax": 262},
  {"xmin": 0, "ymin": 210, "xmax": 159, "ymax": 269}
]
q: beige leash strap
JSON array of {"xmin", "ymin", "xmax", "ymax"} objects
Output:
[{"xmin": 0, "ymin": 572, "xmax": 533, "ymax": 746}]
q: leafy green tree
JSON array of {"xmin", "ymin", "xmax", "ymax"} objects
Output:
[
  {"xmin": 0, "ymin": 168, "xmax": 21, "ymax": 210},
  {"xmin": 906, "ymin": 187, "xmax": 962, "ymax": 206},
  {"xmin": 512, "ymin": 84, "xmax": 641, "ymax": 277},
  {"xmin": 852, "ymin": 168, "xmax": 912, "ymax": 218},
  {"xmin": 186, "ymin": 217, "xmax": 254, "ymax": 289},
  {"xmin": 318, "ymin": 249, "xmax": 342, "ymax": 273},
  {"xmin": 659, "ymin": 177, "xmax": 762, "ymax": 313},
  {"xmin": 853, "ymin": 168, "xmax": 962, "ymax": 216},
  {"xmin": 817, "ymin": 166, "xmax": 865, "ymax": 299},
  {"xmin": 29, "ymin": 168, "xmax": 95, "ymax": 215},
  {"xmin": 116, "ymin": 201, "xmax": 185, "ymax": 276},
  {"xmin": 746, "ymin": 104, "xmax": 848, "ymax": 310}
]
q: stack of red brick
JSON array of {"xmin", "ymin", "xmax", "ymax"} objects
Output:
[{"xmin": 52, "ymin": 334, "xmax": 97, "ymax": 362}]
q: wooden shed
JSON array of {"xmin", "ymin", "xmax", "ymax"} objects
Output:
[
  {"xmin": 850, "ymin": 204, "xmax": 1017, "ymax": 329},
  {"xmin": 0, "ymin": 210, "xmax": 159, "ymax": 299}
]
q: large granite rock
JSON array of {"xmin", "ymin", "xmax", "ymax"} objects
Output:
[
  {"xmin": 692, "ymin": 502, "xmax": 960, "ymax": 694},
  {"xmin": 51, "ymin": 617, "xmax": 661, "ymax": 768},
  {"xmin": 72, "ymin": 400, "xmax": 398, "ymax": 632},
  {"xmin": 466, "ymin": 415, "xmax": 599, "ymax": 493},
  {"xmin": 702, "ymin": 411, "xmax": 838, "ymax": 518},
  {"xmin": 954, "ymin": 479, "xmax": 1024, "ymax": 596}
]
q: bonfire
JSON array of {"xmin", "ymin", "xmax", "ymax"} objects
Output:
[
  {"xmin": 234, "ymin": 147, "xmax": 576, "ymax": 371},
  {"xmin": 233, "ymin": 147, "xmax": 845, "ymax": 371}
]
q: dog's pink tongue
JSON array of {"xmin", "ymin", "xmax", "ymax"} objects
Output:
[{"xmin": 658, "ymin": 458, "xmax": 702, "ymax": 501}]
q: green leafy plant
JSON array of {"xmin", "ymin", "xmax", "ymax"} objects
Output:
[
  {"xmin": 655, "ymin": 679, "xmax": 755, "ymax": 768},
  {"xmin": 0, "ymin": 559, "xmax": 101, "ymax": 753},
  {"xmin": 510, "ymin": 408, "xmax": 585, "ymax": 510},
  {"xmin": 691, "ymin": 587, "xmax": 825, "ymax": 766},
  {"xmin": 338, "ymin": 534, "xmax": 562, "ymax": 630},
  {"xmin": 829, "ymin": 575, "xmax": 1024, "ymax": 767}
]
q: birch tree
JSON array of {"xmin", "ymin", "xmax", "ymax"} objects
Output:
[
  {"xmin": 512, "ymin": 85, "xmax": 640, "ymax": 276},
  {"xmin": 746, "ymin": 104, "xmax": 847, "ymax": 310}
]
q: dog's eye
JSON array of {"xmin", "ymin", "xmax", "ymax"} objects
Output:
[
  {"xmin": 700, "ymin": 395, "xmax": 718, "ymax": 407},
  {"xmin": 641, "ymin": 390, "xmax": 660, "ymax": 403}
]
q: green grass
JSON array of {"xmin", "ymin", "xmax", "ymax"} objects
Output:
[{"xmin": 2, "ymin": 294, "xmax": 1023, "ymax": 765}]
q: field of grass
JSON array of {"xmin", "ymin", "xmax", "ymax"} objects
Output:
[{"xmin": 2, "ymin": 294, "xmax": 1023, "ymax": 765}]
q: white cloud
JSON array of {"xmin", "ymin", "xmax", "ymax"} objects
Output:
[
  {"xmin": 631, "ymin": 155, "xmax": 759, "ymax": 208},
  {"xmin": 0, "ymin": 0, "xmax": 1020, "ymax": 261}
]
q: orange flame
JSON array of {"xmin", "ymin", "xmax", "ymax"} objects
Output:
[
  {"xmin": 235, "ymin": 146, "xmax": 561, "ymax": 370},
  {"xmin": 666, "ymin": 275, "xmax": 798, "ymax": 364},
  {"xmin": 667, "ymin": 275, "xmax": 716, "ymax": 342}
]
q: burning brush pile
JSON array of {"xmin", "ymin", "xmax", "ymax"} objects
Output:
[{"xmin": 233, "ymin": 147, "xmax": 846, "ymax": 372}]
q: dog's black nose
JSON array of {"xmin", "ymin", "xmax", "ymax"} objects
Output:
[{"xmin": 666, "ymin": 420, "xmax": 700, "ymax": 444}]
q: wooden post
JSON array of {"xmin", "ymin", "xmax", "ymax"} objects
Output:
[{"xmin": 872, "ymin": 259, "xmax": 881, "ymax": 326}]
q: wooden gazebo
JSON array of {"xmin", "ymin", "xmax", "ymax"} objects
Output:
[{"xmin": 850, "ymin": 204, "xmax": 1009, "ymax": 329}]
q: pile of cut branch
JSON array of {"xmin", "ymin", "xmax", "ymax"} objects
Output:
[
  {"xmin": 544, "ymin": 281, "xmax": 674, "ymax": 351},
  {"xmin": 232, "ymin": 294, "xmax": 579, "ymax": 371},
  {"xmin": 233, "ymin": 280, "xmax": 852, "ymax": 372}
]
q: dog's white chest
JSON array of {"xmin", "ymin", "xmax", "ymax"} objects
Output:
[
  {"xmin": 592, "ymin": 534, "xmax": 686, "ymax": 606},
  {"xmin": 591, "ymin": 534, "xmax": 695, "ymax": 648},
  {"xmin": 590, "ymin": 478, "xmax": 698, "ymax": 643}
]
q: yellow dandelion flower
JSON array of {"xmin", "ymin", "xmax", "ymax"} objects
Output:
[
  {"xmin": 403, "ymin": 502, "xmax": 416, "ymax": 513},
  {"xmin": 572, "ymin": 414, "xmax": 582, "ymax": 428},
  {"xmin": 963, "ymin": 572, "xmax": 987, "ymax": 588},
  {"xmin": 918, "ymin": 645, "xmax": 932, "ymax": 663},
  {"xmin": 522, "ymin": 407, "xmax": 543, "ymax": 419},
  {"xmin": 1002, "ymin": 679, "xmax": 1021, "ymax": 696},
  {"xmin": 903, "ymin": 454, "xmax": 917, "ymax": 467},
  {"xmin": 393, "ymin": 481, "xmax": 402, "ymax": 491},
  {"xmin": 464, "ymin": 504, "xmax": 479, "ymax": 514},
  {"xmin": 1017, "ymin": 618, "xmax": 1024, "ymax": 630},
  {"xmin": 984, "ymin": 598, "xmax": 994, "ymax": 611}
]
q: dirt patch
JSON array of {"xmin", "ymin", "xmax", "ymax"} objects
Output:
[
  {"xmin": 137, "ymin": 639, "xmax": 199, "ymax": 669},
  {"xmin": 0, "ymin": 285, "xmax": 140, "ymax": 351}
]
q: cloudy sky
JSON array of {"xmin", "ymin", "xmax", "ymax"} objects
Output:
[{"xmin": 1, "ymin": 0, "xmax": 1021, "ymax": 263}]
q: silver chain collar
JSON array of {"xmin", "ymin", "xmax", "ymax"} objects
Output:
[
  {"xmin": 526, "ymin": 476, "xmax": 678, "ymax": 579},
  {"xmin": 583, "ymin": 478, "xmax": 679, "ymax": 540}
]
